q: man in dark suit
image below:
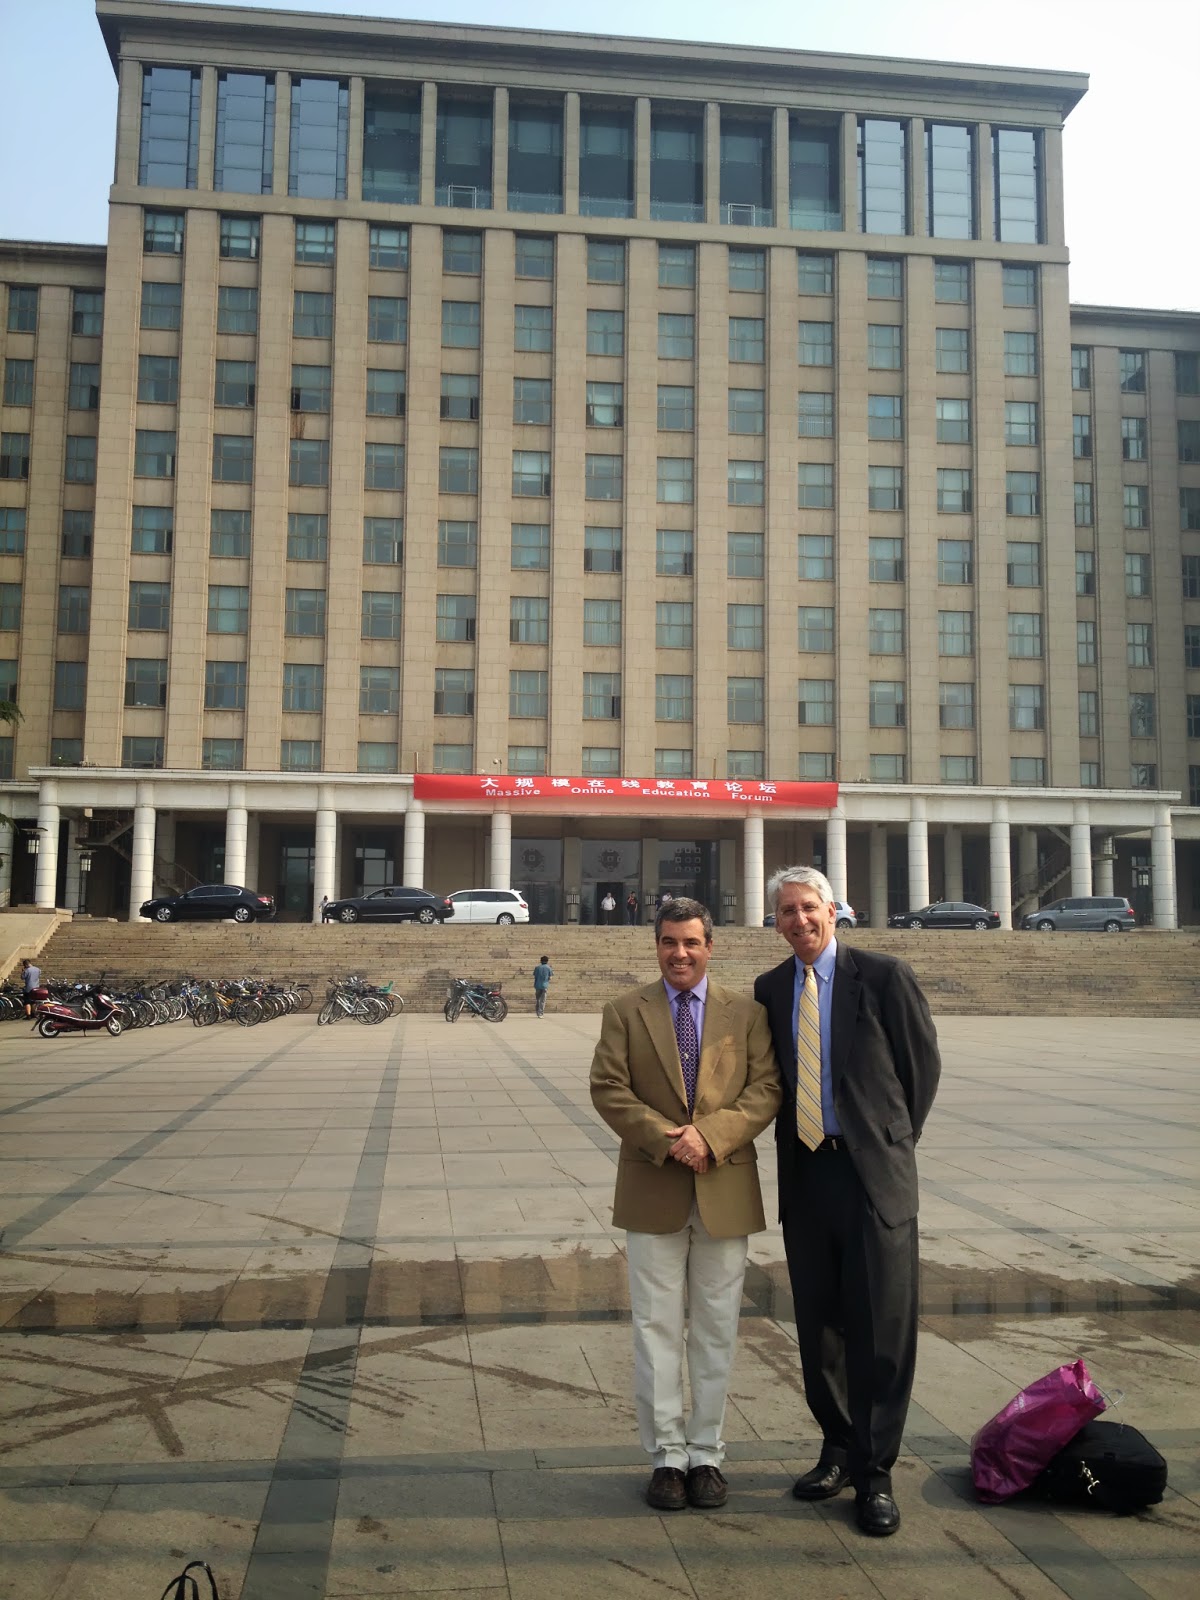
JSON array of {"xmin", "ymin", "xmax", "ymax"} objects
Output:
[{"xmin": 754, "ymin": 865, "xmax": 940, "ymax": 1537}]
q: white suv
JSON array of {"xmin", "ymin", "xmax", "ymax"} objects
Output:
[{"xmin": 446, "ymin": 889, "xmax": 530, "ymax": 925}]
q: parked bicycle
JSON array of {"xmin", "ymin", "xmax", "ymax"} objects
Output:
[
  {"xmin": 317, "ymin": 974, "xmax": 401, "ymax": 1025},
  {"xmin": 444, "ymin": 977, "xmax": 507, "ymax": 1023}
]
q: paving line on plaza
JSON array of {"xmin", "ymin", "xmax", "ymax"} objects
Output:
[{"xmin": 238, "ymin": 1020, "xmax": 405, "ymax": 1600}]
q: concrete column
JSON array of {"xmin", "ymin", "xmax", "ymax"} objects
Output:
[
  {"xmin": 907, "ymin": 797, "xmax": 930, "ymax": 910},
  {"xmin": 224, "ymin": 783, "xmax": 248, "ymax": 887},
  {"xmin": 34, "ymin": 781, "xmax": 61, "ymax": 909},
  {"xmin": 197, "ymin": 66, "xmax": 217, "ymax": 192},
  {"xmin": 563, "ymin": 91, "xmax": 580, "ymax": 214},
  {"xmin": 403, "ymin": 800, "xmax": 425, "ymax": 885},
  {"xmin": 346, "ymin": 75, "xmax": 365, "ymax": 201},
  {"xmin": 704, "ymin": 102, "xmax": 720, "ymax": 225},
  {"xmin": 490, "ymin": 810, "xmax": 512, "ymax": 890},
  {"xmin": 976, "ymin": 122, "xmax": 994, "ymax": 243},
  {"xmin": 0, "ymin": 820, "xmax": 12, "ymax": 907},
  {"xmin": 272, "ymin": 72, "xmax": 290, "ymax": 197},
  {"xmin": 869, "ymin": 824, "xmax": 888, "ymax": 927},
  {"xmin": 772, "ymin": 106, "xmax": 789, "ymax": 227},
  {"xmin": 634, "ymin": 98, "xmax": 651, "ymax": 221},
  {"xmin": 944, "ymin": 824, "xmax": 964, "ymax": 901},
  {"xmin": 826, "ymin": 810, "xmax": 847, "ymax": 902},
  {"xmin": 989, "ymin": 799, "xmax": 1012, "ymax": 930},
  {"xmin": 908, "ymin": 116, "xmax": 926, "ymax": 236},
  {"xmin": 841, "ymin": 111, "xmax": 858, "ymax": 231},
  {"xmin": 1094, "ymin": 835, "xmax": 1115, "ymax": 895},
  {"xmin": 491, "ymin": 85, "xmax": 508, "ymax": 211},
  {"xmin": 128, "ymin": 783, "xmax": 156, "ymax": 922},
  {"xmin": 313, "ymin": 800, "xmax": 337, "ymax": 922},
  {"xmin": 1070, "ymin": 803, "xmax": 1093, "ymax": 897},
  {"xmin": 244, "ymin": 815, "xmax": 261, "ymax": 893},
  {"xmin": 743, "ymin": 812, "xmax": 764, "ymax": 926},
  {"xmin": 1151, "ymin": 804, "xmax": 1177, "ymax": 929},
  {"xmin": 419, "ymin": 82, "xmax": 437, "ymax": 207}
]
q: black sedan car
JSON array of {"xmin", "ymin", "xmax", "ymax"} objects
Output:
[
  {"xmin": 140, "ymin": 884, "xmax": 276, "ymax": 923},
  {"xmin": 888, "ymin": 901, "xmax": 1001, "ymax": 931},
  {"xmin": 322, "ymin": 886, "xmax": 454, "ymax": 924}
]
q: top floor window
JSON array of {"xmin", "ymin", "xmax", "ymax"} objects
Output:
[
  {"xmin": 650, "ymin": 109, "xmax": 704, "ymax": 224},
  {"xmin": 436, "ymin": 96, "xmax": 493, "ymax": 209},
  {"xmin": 144, "ymin": 210, "xmax": 184, "ymax": 255},
  {"xmin": 289, "ymin": 77, "xmax": 349, "ymax": 200},
  {"xmin": 580, "ymin": 103, "xmax": 634, "ymax": 219},
  {"xmin": 993, "ymin": 127, "xmax": 1042, "ymax": 243},
  {"xmin": 858, "ymin": 118, "xmax": 907, "ymax": 235},
  {"xmin": 6, "ymin": 286, "xmax": 38, "ymax": 333},
  {"xmin": 508, "ymin": 98, "xmax": 563, "ymax": 215},
  {"xmin": 139, "ymin": 65, "xmax": 200, "ymax": 188},
  {"xmin": 215, "ymin": 71, "xmax": 275, "ymax": 194},
  {"xmin": 789, "ymin": 119, "xmax": 840, "ymax": 232},
  {"xmin": 1119, "ymin": 350, "xmax": 1146, "ymax": 394},
  {"xmin": 72, "ymin": 291, "xmax": 104, "ymax": 337},
  {"xmin": 363, "ymin": 87, "xmax": 420, "ymax": 206},
  {"xmin": 926, "ymin": 123, "xmax": 973, "ymax": 239}
]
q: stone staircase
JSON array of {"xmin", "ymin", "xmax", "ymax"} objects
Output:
[{"xmin": 34, "ymin": 920, "xmax": 1200, "ymax": 1017}]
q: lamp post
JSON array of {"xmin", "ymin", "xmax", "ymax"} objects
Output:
[{"xmin": 78, "ymin": 848, "xmax": 92, "ymax": 914}]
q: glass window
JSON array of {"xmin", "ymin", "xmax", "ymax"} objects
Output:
[
  {"xmin": 0, "ymin": 584, "xmax": 20, "ymax": 631},
  {"xmin": 1127, "ymin": 622, "xmax": 1153, "ymax": 668},
  {"xmin": 798, "ymin": 320, "xmax": 832, "ymax": 366},
  {"xmin": 1176, "ymin": 420, "xmax": 1199, "ymax": 463},
  {"xmin": 721, "ymin": 118, "xmax": 772, "ymax": 224},
  {"xmin": 216, "ymin": 359, "xmax": 256, "ymax": 408},
  {"xmin": 508, "ymin": 98, "xmax": 562, "ymax": 214},
  {"xmin": 587, "ymin": 240, "xmax": 625, "ymax": 283},
  {"xmin": 143, "ymin": 210, "xmax": 184, "ymax": 255},
  {"xmin": 658, "ymin": 244, "xmax": 696, "ymax": 288},
  {"xmin": 509, "ymin": 670, "xmax": 548, "ymax": 718},
  {"xmin": 132, "ymin": 505, "xmax": 173, "ymax": 554},
  {"xmin": 798, "ymin": 679, "xmax": 834, "ymax": 726},
  {"xmin": 789, "ymin": 121, "xmax": 840, "ymax": 231},
  {"xmin": 798, "ymin": 534, "xmax": 833, "ymax": 581},
  {"xmin": 727, "ymin": 460, "xmax": 761, "ymax": 505},
  {"xmin": 1124, "ymin": 485, "xmax": 1149, "ymax": 530},
  {"xmin": 363, "ymin": 517, "xmax": 403, "ymax": 565},
  {"xmin": 436, "ymin": 593, "xmax": 477, "ymax": 642},
  {"xmin": 363, "ymin": 87, "xmax": 419, "ymax": 205},
  {"xmin": 657, "ymin": 528, "xmax": 694, "ymax": 576},
  {"xmin": 1075, "ymin": 482, "xmax": 1093, "ymax": 527},
  {"xmin": 657, "ymin": 457, "xmax": 695, "ymax": 504},
  {"xmin": 509, "ymin": 595, "xmax": 548, "ymax": 644},
  {"xmin": 797, "ymin": 253, "xmax": 834, "ymax": 294},
  {"xmin": 868, "ymin": 608, "xmax": 903, "ymax": 654},
  {"xmin": 283, "ymin": 663, "xmax": 323, "ymax": 711},
  {"xmin": 127, "ymin": 583, "xmax": 169, "ymax": 631},
  {"xmin": 361, "ymin": 591, "xmax": 402, "ymax": 639},
  {"xmin": 1183, "ymin": 488, "xmax": 1200, "ymax": 531},
  {"xmin": 1078, "ymin": 620, "xmax": 1097, "ymax": 666},
  {"xmin": 1070, "ymin": 347, "xmax": 1092, "ymax": 392},
  {"xmin": 295, "ymin": 219, "xmax": 335, "ymax": 264},
  {"xmin": 799, "ymin": 606, "xmax": 834, "ymax": 652},
  {"xmin": 220, "ymin": 215, "xmax": 260, "ymax": 259},
  {"xmin": 440, "ymin": 300, "xmax": 478, "ymax": 348},
  {"xmin": 729, "ymin": 248, "xmax": 766, "ymax": 291},
  {"xmin": 3, "ymin": 359, "xmax": 33, "ymax": 407},
  {"xmin": 868, "ymin": 466, "xmax": 903, "ymax": 511},
  {"xmin": 586, "ymin": 381, "xmax": 622, "ymax": 428},
  {"xmin": 366, "ymin": 369, "xmax": 405, "ymax": 417},
  {"xmin": 506, "ymin": 746, "xmax": 546, "ymax": 776},
  {"xmin": 293, "ymin": 290, "xmax": 333, "ymax": 337},
  {"xmin": 360, "ymin": 666, "xmax": 401, "ymax": 715},
  {"xmin": 1187, "ymin": 695, "xmax": 1200, "ymax": 737},
  {"xmin": 0, "ymin": 510, "xmax": 24, "ymax": 556},
  {"xmin": 730, "ymin": 318, "xmax": 765, "ymax": 363},
  {"xmin": 1076, "ymin": 550, "xmax": 1095, "ymax": 595},
  {"xmin": 869, "ymin": 537, "xmax": 904, "ymax": 582},
  {"xmin": 215, "ymin": 71, "xmax": 275, "ymax": 194},
  {"xmin": 587, "ymin": 310, "xmax": 624, "ymax": 356},
  {"xmin": 59, "ymin": 585, "xmax": 92, "ymax": 633},
  {"xmin": 729, "ymin": 389, "xmax": 764, "ymax": 435},
  {"xmin": 1010, "ymin": 757, "xmax": 1045, "ymax": 786},
  {"xmin": 1186, "ymin": 626, "xmax": 1200, "ymax": 669},
  {"xmin": 141, "ymin": 281, "xmax": 182, "ymax": 331},
  {"xmin": 858, "ymin": 117, "xmax": 907, "ymax": 233},
  {"xmin": 1008, "ymin": 683, "xmax": 1044, "ymax": 733},
  {"xmin": 207, "ymin": 584, "xmax": 248, "ymax": 634},
  {"xmin": 356, "ymin": 743, "xmax": 398, "ymax": 775},
  {"xmin": 1119, "ymin": 350, "xmax": 1146, "ymax": 394},
  {"xmin": 289, "ymin": 438, "xmax": 329, "ymax": 486},
  {"xmin": 728, "ymin": 677, "xmax": 764, "ymax": 724},
  {"xmin": 939, "ymin": 682, "xmax": 974, "ymax": 729},
  {"xmin": 650, "ymin": 110, "xmax": 704, "ymax": 223},
  {"xmin": 658, "ymin": 313, "xmax": 694, "ymax": 360},
  {"xmin": 0, "ymin": 433, "xmax": 29, "ymax": 481},
  {"xmin": 1006, "ymin": 471, "xmax": 1040, "ymax": 516},
  {"xmin": 1078, "ymin": 691, "xmax": 1098, "ymax": 738},
  {"xmin": 868, "ymin": 325, "xmax": 902, "ymax": 370},
  {"xmin": 799, "ymin": 753, "xmax": 834, "ymax": 780},
  {"xmin": 134, "ymin": 429, "xmax": 175, "ymax": 478},
  {"xmin": 938, "ymin": 539, "xmax": 973, "ymax": 585},
  {"xmin": 287, "ymin": 513, "xmax": 327, "ymax": 562},
  {"xmin": 290, "ymin": 77, "xmax": 348, "ymax": 199},
  {"xmin": 64, "ymin": 436, "xmax": 97, "ymax": 484},
  {"xmin": 211, "ymin": 509, "xmax": 251, "ymax": 559},
  {"xmin": 1003, "ymin": 265, "xmax": 1037, "ymax": 306},
  {"xmin": 728, "ymin": 531, "xmax": 764, "ymax": 578},
  {"xmin": 935, "ymin": 327, "xmax": 969, "ymax": 373},
  {"xmin": 583, "ymin": 527, "xmax": 621, "ymax": 573},
  {"xmin": 799, "ymin": 392, "xmax": 834, "ymax": 437},
  {"xmin": 1004, "ymin": 331, "xmax": 1038, "ymax": 376},
  {"xmin": 61, "ymin": 510, "xmax": 90, "ymax": 559},
  {"xmin": 1007, "ymin": 541, "xmax": 1041, "ymax": 587},
  {"xmin": 365, "ymin": 443, "xmax": 404, "ymax": 491},
  {"xmin": 439, "ymin": 447, "xmax": 478, "ymax": 494},
  {"xmin": 1006, "ymin": 401, "xmax": 1039, "ymax": 446},
  {"xmin": 139, "ymin": 66, "xmax": 200, "ymax": 187},
  {"xmin": 657, "ymin": 386, "xmax": 694, "ymax": 432},
  {"xmin": 655, "ymin": 675, "xmax": 693, "ymax": 721},
  {"xmin": 443, "ymin": 230, "xmax": 482, "ymax": 274},
  {"xmin": 867, "ymin": 395, "xmax": 902, "ymax": 441},
  {"xmin": 72, "ymin": 291, "xmax": 104, "ymax": 336},
  {"xmin": 212, "ymin": 435, "xmax": 253, "ymax": 483},
  {"xmin": 280, "ymin": 740, "xmax": 321, "ymax": 772},
  {"xmin": 436, "ymin": 95, "xmax": 492, "ymax": 208},
  {"xmin": 1008, "ymin": 612, "xmax": 1043, "ymax": 658},
  {"xmin": 583, "ymin": 597, "xmax": 621, "ymax": 642},
  {"xmin": 926, "ymin": 125, "xmax": 974, "ymax": 239},
  {"xmin": 369, "ymin": 224, "xmax": 409, "ymax": 269},
  {"xmin": 515, "ymin": 305, "xmax": 552, "ymax": 351},
  {"xmin": 123, "ymin": 736, "xmax": 165, "ymax": 770},
  {"xmin": 657, "ymin": 601, "xmax": 694, "ymax": 650},
  {"xmin": 368, "ymin": 296, "xmax": 407, "ymax": 343},
  {"xmin": 1175, "ymin": 353, "xmax": 1199, "ymax": 395},
  {"xmin": 53, "ymin": 661, "xmax": 86, "ymax": 711},
  {"xmin": 1072, "ymin": 413, "xmax": 1092, "ymax": 458},
  {"xmin": 936, "ymin": 398, "xmax": 970, "ymax": 444},
  {"xmin": 1129, "ymin": 691, "xmax": 1156, "ymax": 738},
  {"xmin": 511, "ymin": 521, "xmax": 550, "ymax": 570},
  {"xmin": 1182, "ymin": 554, "xmax": 1200, "ymax": 598},
  {"xmin": 204, "ymin": 660, "xmax": 246, "ymax": 711},
  {"xmin": 655, "ymin": 749, "xmax": 693, "ymax": 779},
  {"xmin": 585, "ymin": 455, "xmax": 622, "ymax": 501},
  {"xmin": 433, "ymin": 743, "xmax": 473, "ymax": 773},
  {"xmin": 137, "ymin": 355, "xmax": 177, "ymax": 405},
  {"xmin": 728, "ymin": 604, "xmax": 763, "ymax": 650},
  {"xmin": 437, "ymin": 519, "xmax": 477, "ymax": 567},
  {"xmin": 216, "ymin": 285, "xmax": 256, "ymax": 334},
  {"xmin": 869, "ymin": 680, "xmax": 905, "ymax": 728},
  {"xmin": 124, "ymin": 658, "xmax": 168, "ymax": 708},
  {"xmin": 940, "ymin": 755, "xmax": 975, "ymax": 784},
  {"xmin": 7, "ymin": 286, "xmax": 38, "ymax": 333},
  {"xmin": 727, "ymin": 751, "xmax": 764, "ymax": 780},
  {"xmin": 934, "ymin": 261, "xmax": 969, "ymax": 303},
  {"xmin": 512, "ymin": 449, "xmax": 551, "ymax": 496},
  {"xmin": 869, "ymin": 754, "xmax": 905, "ymax": 783},
  {"xmin": 867, "ymin": 257, "xmax": 902, "ymax": 298},
  {"xmin": 515, "ymin": 235, "xmax": 553, "ymax": 278},
  {"xmin": 993, "ymin": 128, "xmax": 1042, "ymax": 243},
  {"xmin": 443, "ymin": 373, "xmax": 481, "ymax": 420},
  {"xmin": 798, "ymin": 463, "xmax": 833, "ymax": 509}
]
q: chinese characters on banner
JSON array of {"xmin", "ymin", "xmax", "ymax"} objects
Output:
[{"xmin": 413, "ymin": 775, "xmax": 839, "ymax": 808}]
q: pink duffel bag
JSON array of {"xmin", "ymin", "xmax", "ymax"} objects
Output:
[{"xmin": 971, "ymin": 1358, "xmax": 1106, "ymax": 1502}]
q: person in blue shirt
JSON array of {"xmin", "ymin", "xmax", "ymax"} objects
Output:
[{"xmin": 532, "ymin": 955, "xmax": 553, "ymax": 1017}]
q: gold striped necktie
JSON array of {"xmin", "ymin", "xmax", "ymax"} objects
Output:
[{"xmin": 795, "ymin": 963, "xmax": 824, "ymax": 1152}]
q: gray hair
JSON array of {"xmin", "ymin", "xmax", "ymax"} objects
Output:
[
  {"xmin": 654, "ymin": 895, "xmax": 713, "ymax": 941},
  {"xmin": 766, "ymin": 866, "xmax": 834, "ymax": 913}
]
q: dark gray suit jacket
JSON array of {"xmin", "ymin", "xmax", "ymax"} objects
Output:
[{"xmin": 754, "ymin": 943, "xmax": 941, "ymax": 1228}]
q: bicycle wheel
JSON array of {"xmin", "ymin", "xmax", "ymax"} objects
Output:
[
  {"xmin": 482, "ymin": 996, "xmax": 508, "ymax": 1022},
  {"xmin": 192, "ymin": 1000, "xmax": 219, "ymax": 1027},
  {"xmin": 296, "ymin": 985, "xmax": 314, "ymax": 1012},
  {"xmin": 234, "ymin": 998, "xmax": 262, "ymax": 1027},
  {"xmin": 317, "ymin": 999, "xmax": 338, "ymax": 1025},
  {"xmin": 445, "ymin": 998, "xmax": 464, "ymax": 1023}
]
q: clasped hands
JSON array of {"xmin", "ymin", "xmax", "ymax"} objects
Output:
[{"xmin": 667, "ymin": 1124, "xmax": 712, "ymax": 1174}]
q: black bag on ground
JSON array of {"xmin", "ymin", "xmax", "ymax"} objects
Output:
[
  {"xmin": 159, "ymin": 1562, "xmax": 220, "ymax": 1600},
  {"xmin": 1028, "ymin": 1420, "xmax": 1167, "ymax": 1512}
]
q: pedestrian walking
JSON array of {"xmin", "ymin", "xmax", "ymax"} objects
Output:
[
  {"xmin": 21, "ymin": 958, "xmax": 41, "ymax": 1019},
  {"xmin": 625, "ymin": 891, "xmax": 639, "ymax": 926},
  {"xmin": 533, "ymin": 955, "xmax": 553, "ymax": 1017},
  {"xmin": 601, "ymin": 891, "xmax": 616, "ymax": 924}
]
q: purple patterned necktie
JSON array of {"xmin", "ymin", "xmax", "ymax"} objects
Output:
[{"xmin": 674, "ymin": 991, "xmax": 699, "ymax": 1113}]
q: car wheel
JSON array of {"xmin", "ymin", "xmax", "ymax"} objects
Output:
[
  {"xmin": 835, "ymin": 917, "xmax": 852, "ymax": 929},
  {"xmin": 339, "ymin": 907, "xmax": 359, "ymax": 923},
  {"xmin": 37, "ymin": 1017, "xmax": 60, "ymax": 1038},
  {"xmin": 496, "ymin": 913, "xmax": 515, "ymax": 925},
  {"xmin": 1036, "ymin": 919, "xmax": 1055, "ymax": 932},
  {"xmin": 1103, "ymin": 919, "xmax": 1122, "ymax": 933},
  {"xmin": 153, "ymin": 905, "xmax": 174, "ymax": 922},
  {"xmin": 909, "ymin": 918, "xmax": 923, "ymax": 930},
  {"xmin": 972, "ymin": 918, "xmax": 989, "ymax": 930},
  {"xmin": 417, "ymin": 907, "xmax": 436, "ymax": 924},
  {"xmin": 232, "ymin": 905, "xmax": 253, "ymax": 923}
]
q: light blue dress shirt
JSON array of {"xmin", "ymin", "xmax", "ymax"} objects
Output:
[{"xmin": 791, "ymin": 939, "xmax": 840, "ymax": 1136}]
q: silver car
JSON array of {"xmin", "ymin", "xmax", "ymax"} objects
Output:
[{"xmin": 1020, "ymin": 896, "xmax": 1136, "ymax": 933}]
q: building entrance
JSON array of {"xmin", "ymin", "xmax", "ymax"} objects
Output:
[
  {"xmin": 279, "ymin": 836, "xmax": 315, "ymax": 920},
  {"xmin": 580, "ymin": 840, "xmax": 640, "ymax": 924},
  {"xmin": 657, "ymin": 840, "xmax": 718, "ymax": 911}
]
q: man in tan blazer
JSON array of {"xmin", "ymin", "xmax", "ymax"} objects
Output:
[{"xmin": 591, "ymin": 897, "xmax": 781, "ymax": 1512}]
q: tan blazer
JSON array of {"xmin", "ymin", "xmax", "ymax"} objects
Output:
[{"xmin": 590, "ymin": 980, "xmax": 781, "ymax": 1238}]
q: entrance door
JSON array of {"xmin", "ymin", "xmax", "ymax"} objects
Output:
[
  {"xmin": 280, "ymin": 842, "xmax": 315, "ymax": 920},
  {"xmin": 595, "ymin": 881, "xmax": 623, "ymax": 924}
]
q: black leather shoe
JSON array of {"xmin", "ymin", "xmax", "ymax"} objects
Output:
[
  {"xmin": 792, "ymin": 1462, "xmax": 851, "ymax": 1500},
  {"xmin": 855, "ymin": 1491, "xmax": 900, "ymax": 1536},
  {"xmin": 646, "ymin": 1466, "xmax": 687, "ymax": 1510},
  {"xmin": 685, "ymin": 1464, "xmax": 728, "ymax": 1508}
]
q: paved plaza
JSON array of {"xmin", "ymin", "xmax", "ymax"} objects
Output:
[{"xmin": 0, "ymin": 1008, "xmax": 1197, "ymax": 1599}]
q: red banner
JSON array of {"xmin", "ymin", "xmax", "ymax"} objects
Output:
[{"xmin": 414, "ymin": 774, "xmax": 838, "ymax": 809}]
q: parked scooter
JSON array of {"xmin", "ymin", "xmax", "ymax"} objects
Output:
[{"xmin": 33, "ymin": 988, "xmax": 124, "ymax": 1038}]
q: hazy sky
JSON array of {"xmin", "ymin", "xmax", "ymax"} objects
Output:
[{"xmin": 2, "ymin": 0, "xmax": 1196, "ymax": 311}]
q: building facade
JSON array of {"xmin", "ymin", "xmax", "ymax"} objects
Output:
[{"xmin": 0, "ymin": 0, "xmax": 1196, "ymax": 924}]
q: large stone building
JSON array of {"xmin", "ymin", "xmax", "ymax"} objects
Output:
[{"xmin": 0, "ymin": 0, "xmax": 1196, "ymax": 924}]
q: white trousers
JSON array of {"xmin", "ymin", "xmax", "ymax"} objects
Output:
[{"xmin": 625, "ymin": 1202, "xmax": 749, "ymax": 1470}]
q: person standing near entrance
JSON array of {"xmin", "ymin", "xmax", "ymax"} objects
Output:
[
  {"xmin": 625, "ymin": 891, "xmax": 639, "ymax": 926},
  {"xmin": 754, "ymin": 866, "xmax": 940, "ymax": 1538},
  {"xmin": 601, "ymin": 890, "xmax": 616, "ymax": 924},
  {"xmin": 590, "ymin": 897, "xmax": 781, "ymax": 1511},
  {"xmin": 533, "ymin": 954, "xmax": 553, "ymax": 1018},
  {"xmin": 21, "ymin": 958, "xmax": 41, "ymax": 1019}
]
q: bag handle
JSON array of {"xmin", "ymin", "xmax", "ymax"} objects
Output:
[{"xmin": 159, "ymin": 1563, "xmax": 220, "ymax": 1600}]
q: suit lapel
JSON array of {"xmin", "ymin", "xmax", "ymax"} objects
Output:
[
  {"xmin": 693, "ymin": 985, "xmax": 730, "ymax": 1112},
  {"xmin": 830, "ymin": 943, "xmax": 862, "ymax": 1101},
  {"xmin": 766, "ymin": 957, "xmax": 798, "ymax": 1092},
  {"xmin": 638, "ymin": 983, "xmax": 687, "ymax": 1106}
]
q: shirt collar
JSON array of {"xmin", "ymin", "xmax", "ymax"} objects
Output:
[
  {"xmin": 794, "ymin": 937, "xmax": 838, "ymax": 983},
  {"xmin": 664, "ymin": 975, "xmax": 708, "ymax": 1007}
]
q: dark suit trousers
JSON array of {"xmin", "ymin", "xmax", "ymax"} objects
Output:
[{"xmin": 781, "ymin": 1143, "xmax": 918, "ymax": 1496}]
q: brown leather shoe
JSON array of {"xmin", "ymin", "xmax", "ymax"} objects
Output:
[
  {"xmin": 685, "ymin": 1464, "xmax": 728, "ymax": 1508},
  {"xmin": 646, "ymin": 1466, "xmax": 687, "ymax": 1510}
]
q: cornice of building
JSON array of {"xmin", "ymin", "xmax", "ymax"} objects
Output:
[
  {"xmin": 0, "ymin": 238, "xmax": 107, "ymax": 266},
  {"xmin": 1070, "ymin": 302, "xmax": 1200, "ymax": 330},
  {"xmin": 95, "ymin": 0, "xmax": 1088, "ymax": 117}
]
